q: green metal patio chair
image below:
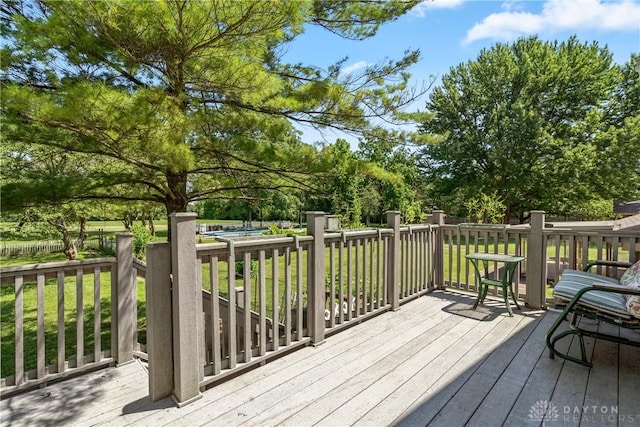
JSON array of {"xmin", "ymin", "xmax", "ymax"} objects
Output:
[{"xmin": 546, "ymin": 260, "xmax": 640, "ymax": 367}]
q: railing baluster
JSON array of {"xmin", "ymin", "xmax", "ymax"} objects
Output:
[
  {"xmin": 15, "ymin": 275, "xmax": 24, "ymax": 385},
  {"xmin": 243, "ymin": 252, "xmax": 251, "ymax": 363},
  {"xmin": 448, "ymin": 228, "xmax": 454, "ymax": 288},
  {"xmin": 258, "ymin": 250, "xmax": 266, "ymax": 357},
  {"xmin": 76, "ymin": 269, "xmax": 84, "ymax": 368},
  {"xmin": 338, "ymin": 241, "xmax": 345, "ymax": 324},
  {"xmin": 284, "ymin": 246, "xmax": 292, "ymax": 346},
  {"xmin": 355, "ymin": 239, "xmax": 361, "ymax": 317},
  {"xmin": 376, "ymin": 234, "xmax": 382, "ymax": 308},
  {"xmin": 405, "ymin": 233, "xmax": 410, "ymax": 296},
  {"xmin": 369, "ymin": 238, "xmax": 377, "ymax": 311},
  {"xmin": 329, "ymin": 242, "xmax": 335, "ymax": 327},
  {"xmin": 415, "ymin": 231, "xmax": 420, "ymax": 293},
  {"xmin": 346, "ymin": 240, "xmax": 352, "ymax": 320},
  {"xmin": 464, "ymin": 228, "xmax": 471, "ymax": 291},
  {"xmin": 57, "ymin": 271, "xmax": 65, "ymax": 374},
  {"xmin": 210, "ymin": 257, "xmax": 221, "ymax": 375},
  {"xmin": 581, "ymin": 235, "xmax": 589, "ymax": 268},
  {"xmin": 296, "ymin": 245, "xmax": 303, "ymax": 341},
  {"xmin": 362, "ymin": 237, "xmax": 367, "ymax": 313},
  {"xmin": 93, "ymin": 267, "xmax": 101, "ymax": 364},
  {"xmin": 419, "ymin": 231, "xmax": 425, "ymax": 291},
  {"xmin": 37, "ymin": 273, "xmax": 45, "ymax": 378},
  {"xmin": 271, "ymin": 249, "xmax": 279, "ymax": 351},
  {"xmin": 227, "ymin": 248, "xmax": 237, "ymax": 369}
]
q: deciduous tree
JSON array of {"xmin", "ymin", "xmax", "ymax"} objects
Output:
[{"xmin": 417, "ymin": 37, "xmax": 639, "ymax": 222}]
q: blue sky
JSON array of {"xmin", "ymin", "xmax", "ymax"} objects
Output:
[{"xmin": 283, "ymin": 0, "xmax": 640, "ymax": 146}]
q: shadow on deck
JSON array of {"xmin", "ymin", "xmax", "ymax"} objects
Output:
[{"xmin": 2, "ymin": 291, "xmax": 639, "ymax": 427}]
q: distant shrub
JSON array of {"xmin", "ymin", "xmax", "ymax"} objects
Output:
[{"xmin": 132, "ymin": 223, "xmax": 152, "ymax": 258}]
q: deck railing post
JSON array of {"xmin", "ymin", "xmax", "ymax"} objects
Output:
[
  {"xmin": 432, "ymin": 210, "xmax": 446, "ymax": 289},
  {"xmin": 146, "ymin": 241, "xmax": 173, "ymax": 401},
  {"xmin": 170, "ymin": 212, "xmax": 202, "ymax": 406},
  {"xmin": 527, "ymin": 210, "xmax": 546, "ymax": 309},
  {"xmin": 307, "ymin": 211, "xmax": 326, "ymax": 346},
  {"xmin": 114, "ymin": 233, "xmax": 135, "ymax": 365},
  {"xmin": 386, "ymin": 211, "xmax": 401, "ymax": 311}
]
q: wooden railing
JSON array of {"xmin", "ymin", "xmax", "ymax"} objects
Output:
[
  {"xmin": 440, "ymin": 212, "xmax": 640, "ymax": 306},
  {"xmin": 0, "ymin": 234, "xmax": 146, "ymax": 397},
  {"xmin": 542, "ymin": 228, "xmax": 640, "ymax": 282},
  {"xmin": 3, "ymin": 209, "xmax": 637, "ymax": 404},
  {"xmin": 145, "ymin": 211, "xmax": 442, "ymax": 404},
  {"xmin": 440, "ymin": 223, "xmax": 530, "ymax": 299}
]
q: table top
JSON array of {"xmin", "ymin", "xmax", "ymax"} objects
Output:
[{"xmin": 465, "ymin": 252, "xmax": 525, "ymax": 263}]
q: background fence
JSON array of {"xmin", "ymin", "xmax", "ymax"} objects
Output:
[{"xmin": 0, "ymin": 237, "xmax": 111, "ymax": 257}]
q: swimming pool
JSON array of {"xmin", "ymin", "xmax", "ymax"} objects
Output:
[{"xmin": 203, "ymin": 230, "xmax": 266, "ymax": 238}]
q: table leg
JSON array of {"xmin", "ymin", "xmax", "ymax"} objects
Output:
[
  {"xmin": 509, "ymin": 284, "xmax": 521, "ymax": 310},
  {"xmin": 506, "ymin": 263, "xmax": 521, "ymax": 311},
  {"xmin": 501, "ymin": 283, "xmax": 513, "ymax": 317},
  {"xmin": 472, "ymin": 286, "xmax": 483, "ymax": 309}
]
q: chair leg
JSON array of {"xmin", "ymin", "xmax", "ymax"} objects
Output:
[{"xmin": 546, "ymin": 308, "xmax": 593, "ymax": 367}]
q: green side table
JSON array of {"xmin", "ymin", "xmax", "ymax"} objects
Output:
[{"xmin": 465, "ymin": 252, "xmax": 525, "ymax": 317}]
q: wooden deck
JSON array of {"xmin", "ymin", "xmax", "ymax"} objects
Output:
[{"xmin": 2, "ymin": 291, "xmax": 639, "ymax": 427}]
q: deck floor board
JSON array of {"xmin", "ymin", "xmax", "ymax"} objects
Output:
[{"xmin": 2, "ymin": 291, "xmax": 638, "ymax": 427}]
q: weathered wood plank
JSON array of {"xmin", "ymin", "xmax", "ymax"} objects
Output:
[
  {"xmin": 502, "ymin": 315, "xmax": 573, "ymax": 427},
  {"xmin": 546, "ymin": 335, "xmax": 594, "ymax": 427},
  {"xmin": 465, "ymin": 312, "xmax": 559, "ymax": 426},
  {"xmin": 2, "ymin": 292, "xmax": 632, "ymax": 427},
  {"xmin": 581, "ymin": 321, "xmax": 619, "ymax": 426},
  {"xmin": 392, "ymin": 311, "xmax": 543, "ymax": 427},
  {"xmin": 618, "ymin": 327, "xmax": 640, "ymax": 427},
  {"xmin": 314, "ymin": 313, "xmax": 513, "ymax": 427},
  {"xmin": 157, "ymin": 295, "xmax": 455, "ymax": 427},
  {"xmin": 209, "ymin": 308, "xmax": 461, "ymax": 427},
  {"xmin": 4, "ymin": 361, "xmax": 148, "ymax": 427},
  {"xmin": 361, "ymin": 313, "xmax": 533, "ymax": 426}
]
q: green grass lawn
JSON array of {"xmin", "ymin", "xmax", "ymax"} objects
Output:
[
  {"xmin": 0, "ymin": 267, "xmax": 146, "ymax": 379},
  {"xmin": 1, "ymin": 236, "xmax": 393, "ymax": 379},
  {"xmin": 2, "ymin": 225, "xmax": 633, "ymax": 380}
]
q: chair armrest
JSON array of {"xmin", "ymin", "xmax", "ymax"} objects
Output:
[
  {"xmin": 583, "ymin": 260, "xmax": 631, "ymax": 273},
  {"xmin": 591, "ymin": 282, "xmax": 640, "ymax": 296}
]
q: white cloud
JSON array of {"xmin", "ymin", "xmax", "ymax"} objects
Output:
[
  {"xmin": 464, "ymin": 0, "xmax": 640, "ymax": 44},
  {"xmin": 411, "ymin": 0, "xmax": 465, "ymax": 17},
  {"xmin": 340, "ymin": 60, "xmax": 370, "ymax": 76},
  {"xmin": 501, "ymin": 0, "xmax": 527, "ymax": 12}
]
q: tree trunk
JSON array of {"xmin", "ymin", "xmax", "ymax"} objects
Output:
[
  {"xmin": 165, "ymin": 171, "xmax": 190, "ymax": 241},
  {"xmin": 49, "ymin": 216, "xmax": 77, "ymax": 260},
  {"xmin": 148, "ymin": 213, "xmax": 156, "ymax": 236},
  {"xmin": 122, "ymin": 212, "xmax": 133, "ymax": 231},
  {"xmin": 165, "ymin": 171, "xmax": 189, "ymax": 214},
  {"xmin": 75, "ymin": 217, "xmax": 87, "ymax": 248}
]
